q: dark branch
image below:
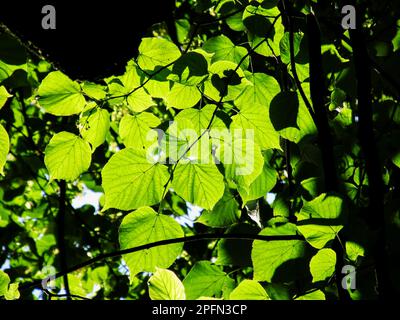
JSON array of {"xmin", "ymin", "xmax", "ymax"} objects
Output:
[
  {"xmin": 57, "ymin": 180, "xmax": 71, "ymax": 300},
  {"xmin": 350, "ymin": 22, "xmax": 392, "ymax": 299},
  {"xmin": 20, "ymin": 232, "xmax": 304, "ymax": 291}
]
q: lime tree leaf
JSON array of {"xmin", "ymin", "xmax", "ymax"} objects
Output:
[
  {"xmin": 119, "ymin": 112, "xmax": 161, "ymax": 150},
  {"xmin": 295, "ymin": 290, "xmax": 326, "ymax": 300},
  {"xmin": 119, "ymin": 207, "xmax": 184, "ymax": 279},
  {"xmin": 279, "ymin": 32, "xmax": 302, "ymax": 65},
  {"xmin": 203, "ymin": 61, "xmax": 249, "ymax": 102},
  {"xmin": 197, "ymin": 187, "xmax": 240, "ymax": 227},
  {"xmin": 162, "ymin": 118, "xmax": 201, "ymax": 162},
  {"xmin": 4, "ymin": 283, "xmax": 20, "ymax": 300},
  {"xmin": 310, "ymin": 248, "xmax": 336, "ymax": 282},
  {"xmin": 345, "ymin": 241, "xmax": 365, "ymax": 262},
  {"xmin": 215, "ymin": 137, "xmax": 264, "ymax": 192},
  {"xmin": 137, "ymin": 37, "xmax": 181, "ymax": 71},
  {"xmin": 0, "ymin": 124, "xmax": 10, "ymax": 175},
  {"xmin": 82, "ymin": 82, "xmax": 106, "ymax": 100},
  {"xmin": 80, "ymin": 108, "xmax": 110, "ymax": 150},
  {"xmin": 296, "ymin": 193, "xmax": 345, "ymax": 249},
  {"xmin": 234, "ymin": 73, "xmax": 280, "ymax": 109},
  {"xmin": 239, "ymin": 160, "xmax": 277, "ymax": 204},
  {"xmin": 246, "ymin": 12, "xmax": 284, "ymax": 58},
  {"xmin": 229, "ymin": 280, "xmax": 269, "ymax": 300},
  {"xmin": 102, "ymin": 148, "xmax": 169, "ymax": 211},
  {"xmin": 108, "ymin": 67, "xmax": 155, "ymax": 112},
  {"xmin": 231, "ymin": 103, "xmax": 281, "ymax": 150},
  {"xmin": 252, "ymin": 223, "xmax": 306, "ymax": 282},
  {"xmin": 392, "ymin": 152, "xmax": 400, "ymax": 169},
  {"xmin": 168, "ymin": 52, "xmax": 208, "ymax": 86},
  {"xmin": 230, "ymin": 104, "xmax": 281, "ymax": 150},
  {"xmin": 37, "ymin": 71, "xmax": 86, "ymax": 116},
  {"xmin": 165, "ymin": 82, "xmax": 202, "ymax": 109},
  {"xmin": 148, "ymin": 268, "xmax": 186, "ymax": 300},
  {"xmin": 183, "ymin": 261, "xmax": 234, "ymax": 300},
  {"xmin": 275, "ymin": 87, "xmax": 317, "ymax": 142},
  {"xmin": 175, "ymin": 104, "xmax": 227, "ymax": 136},
  {"xmin": 203, "ymin": 35, "xmax": 249, "ymax": 69},
  {"xmin": 270, "ymin": 91, "xmax": 299, "ymax": 131},
  {"xmin": 0, "ymin": 86, "xmax": 12, "ymax": 109},
  {"xmin": 172, "ymin": 161, "xmax": 225, "ymax": 210},
  {"xmin": 44, "ymin": 132, "xmax": 92, "ymax": 181},
  {"xmin": 165, "ymin": 52, "xmax": 209, "ymax": 109},
  {"xmin": 0, "ymin": 270, "xmax": 10, "ymax": 296}
]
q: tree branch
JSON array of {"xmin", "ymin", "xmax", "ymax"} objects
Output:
[
  {"xmin": 20, "ymin": 232, "xmax": 304, "ymax": 291},
  {"xmin": 349, "ymin": 22, "xmax": 392, "ymax": 299},
  {"xmin": 57, "ymin": 180, "xmax": 71, "ymax": 300}
]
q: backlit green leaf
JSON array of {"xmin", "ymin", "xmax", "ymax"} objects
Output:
[
  {"xmin": 148, "ymin": 268, "xmax": 186, "ymax": 300},
  {"xmin": 172, "ymin": 161, "xmax": 225, "ymax": 210},
  {"xmin": 102, "ymin": 148, "xmax": 169, "ymax": 211},
  {"xmin": 119, "ymin": 207, "xmax": 184, "ymax": 278},
  {"xmin": 44, "ymin": 132, "xmax": 92, "ymax": 181},
  {"xmin": 38, "ymin": 71, "xmax": 86, "ymax": 116},
  {"xmin": 229, "ymin": 280, "xmax": 269, "ymax": 300},
  {"xmin": 80, "ymin": 108, "xmax": 110, "ymax": 150},
  {"xmin": 297, "ymin": 193, "xmax": 345, "ymax": 249},
  {"xmin": 183, "ymin": 261, "xmax": 234, "ymax": 300},
  {"xmin": 0, "ymin": 124, "xmax": 9, "ymax": 175},
  {"xmin": 310, "ymin": 248, "xmax": 336, "ymax": 282}
]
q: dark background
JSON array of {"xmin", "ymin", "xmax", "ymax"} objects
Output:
[{"xmin": 0, "ymin": 0, "xmax": 175, "ymax": 80}]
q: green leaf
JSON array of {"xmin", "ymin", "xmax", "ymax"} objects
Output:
[
  {"xmin": 270, "ymin": 91, "xmax": 299, "ymax": 131},
  {"xmin": 119, "ymin": 112, "xmax": 161, "ymax": 150},
  {"xmin": 203, "ymin": 61, "xmax": 249, "ymax": 102},
  {"xmin": 172, "ymin": 161, "xmax": 225, "ymax": 210},
  {"xmin": 168, "ymin": 52, "xmax": 209, "ymax": 86},
  {"xmin": 231, "ymin": 103, "xmax": 281, "ymax": 150},
  {"xmin": 215, "ymin": 137, "xmax": 264, "ymax": 192},
  {"xmin": 0, "ymin": 86, "xmax": 12, "ymax": 109},
  {"xmin": 174, "ymin": 104, "xmax": 227, "ymax": 137},
  {"xmin": 229, "ymin": 280, "xmax": 269, "ymax": 300},
  {"xmin": 279, "ymin": 32, "xmax": 302, "ymax": 65},
  {"xmin": 183, "ymin": 261, "xmax": 234, "ymax": 300},
  {"xmin": 165, "ymin": 52, "xmax": 209, "ymax": 109},
  {"xmin": 165, "ymin": 82, "xmax": 202, "ymax": 109},
  {"xmin": 44, "ymin": 132, "xmax": 92, "ymax": 181},
  {"xmin": 239, "ymin": 159, "xmax": 277, "ymax": 204},
  {"xmin": 119, "ymin": 207, "xmax": 184, "ymax": 278},
  {"xmin": 345, "ymin": 241, "xmax": 365, "ymax": 262},
  {"xmin": 197, "ymin": 187, "xmax": 240, "ymax": 227},
  {"xmin": 252, "ymin": 223, "xmax": 306, "ymax": 282},
  {"xmin": 310, "ymin": 248, "xmax": 336, "ymax": 282},
  {"xmin": 102, "ymin": 148, "xmax": 169, "ymax": 211},
  {"xmin": 203, "ymin": 35, "xmax": 249, "ymax": 69},
  {"xmin": 0, "ymin": 124, "xmax": 10, "ymax": 175},
  {"xmin": 295, "ymin": 290, "xmax": 326, "ymax": 300},
  {"xmin": 137, "ymin": 38, "xmax": 181, "ymax": 71},
  {"xmin": 108, "ymin": 67, "xmax": 155, "ymax": 112},
  {"xmin": 246, "ymin": 14, "xmax": 284, "ymax": 58},
  {"xmin": 82, "ymin": 82, "xmax": 106, "ymax": 100},
  {"xmin": 0, "ymin": 270, "xmax": 10, "ymax": 296},
  {"xmin": 234, "ymin": 73, "xmax": 280, "ymax": 109},
  {"xmin": 148, "ymin": 268, "xmax": 186, "ymax": 300},
  {"xmin": 38, "ymin": 71, "xmax": 86, "ymax": 116},
  {"xmin": 4, "ymin": 283, "xmax": 20, "ymax": 300},
  {"xmin": 297, "ymin": 193, "xmax": 345, "ymax": 249},
  {"xmin": 80, "ymin": 108, "xmax": 110, "ymax": 150}
]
